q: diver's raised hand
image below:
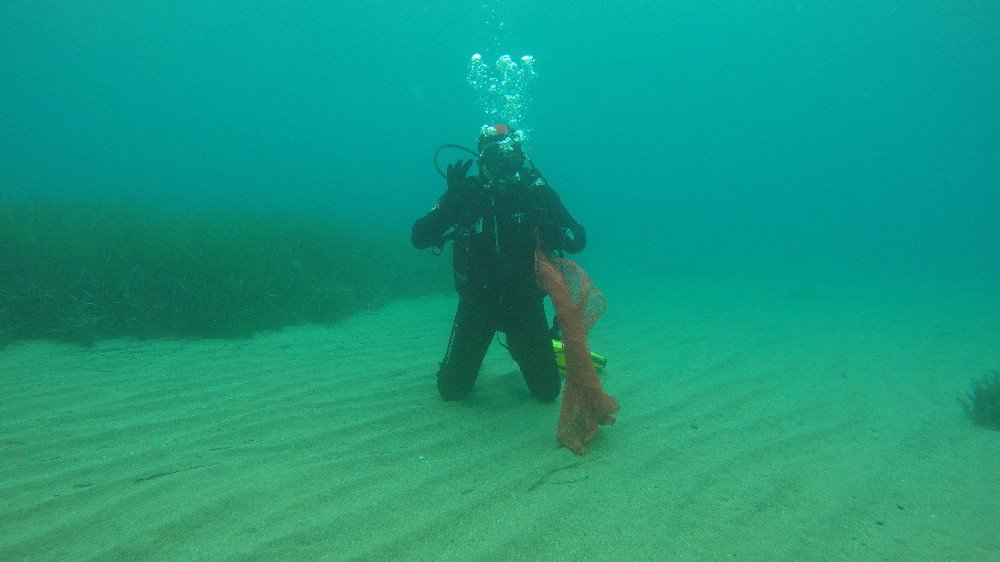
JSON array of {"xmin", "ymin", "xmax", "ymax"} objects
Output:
[
  {"xmin": 441, "ymin": 159, "xmax": 481, "ymax": 225},
  {"xmin": 446, "ymin": 159, "xmax": 474, "ymax": 191}
]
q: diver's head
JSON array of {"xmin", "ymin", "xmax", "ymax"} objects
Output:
[{"xmin": 477, "ymin": 123, "xmax": 526, "ymax": 179}]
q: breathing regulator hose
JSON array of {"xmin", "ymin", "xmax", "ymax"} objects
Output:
[
  {"xmin": 433, "ymin": 144, "xmax": 479, "ymax": 178},
  {"xmin": 433, "ymin": 143, "xmax": 544, "ymax": 182}
]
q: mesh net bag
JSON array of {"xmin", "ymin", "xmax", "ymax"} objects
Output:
[{"xmin": 535, "ymin": 246, "xmax": 618, "ymax": 455}]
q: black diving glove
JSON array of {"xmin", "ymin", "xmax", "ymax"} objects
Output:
[
  {"xmin": 446, "ymin": 158, "xmax": 474, "ymax": 191},
  {"xmin": 538, "ymin": 222, "xmax": 565, "ymax": 251}
]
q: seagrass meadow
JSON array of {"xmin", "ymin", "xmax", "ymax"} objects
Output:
[{"xmin": 0, "ymin": 201, "xmax": 451, "ymax": 347}]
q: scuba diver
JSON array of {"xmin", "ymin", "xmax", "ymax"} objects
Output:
[{"xmin": 412, "ymin": 124, "xmax": 586, "ymax": 402}]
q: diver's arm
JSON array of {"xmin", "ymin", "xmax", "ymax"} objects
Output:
[
  {"xmin": 412, "ymin": 179, "xmax": 484, "ymax": 249},
  {"xmin": 537, "ymin": 182, "xmax": 587, "ymax": 254},
  {"xmin": 411, "ymin": 196, "xmax": 454, "ymax": 249}
]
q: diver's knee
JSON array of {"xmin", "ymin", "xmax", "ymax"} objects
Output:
[
  {"xmin": 533, "ymin": 390, "xmax": 558, "ymax": 403},
  {"xmin": 437, "ymin": 375, "xmax": 474, "ymax": 401},
  {"xmin": 438, "ymin": 386, "xmax": 472, "ymax": 401},
  {"xmin": 532, "ymin": 387, "xmax": 559, "ymax": 404},
  {"xmin": 529, "ymin": 377, "xmax": 561, "ymax": 403}
]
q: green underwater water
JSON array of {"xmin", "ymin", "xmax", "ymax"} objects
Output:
[{"xmin": 2, "ymin": 2, "xmax": 997, "ymax": 298}]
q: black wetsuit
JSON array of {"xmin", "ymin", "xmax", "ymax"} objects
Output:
[{"xmin": 412, "ymin": 167, "xmax": 586, "ymax": 402}]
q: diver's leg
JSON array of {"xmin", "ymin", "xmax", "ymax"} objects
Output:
[
  {"xmin": 437, "ymin": 295, "xmax": 495, "ymax": 401},
  {"xmin": 505, "ymin": 292, "xmax": 561, "ymax": 403},
  {"xmin": 550, "ymin": 313, "xmax": 563, "ymax": 340}
]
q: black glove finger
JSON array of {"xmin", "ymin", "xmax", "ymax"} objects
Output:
[{"xmin": 460, "ymin": 159, "xmax": 474, "ymax": 176}]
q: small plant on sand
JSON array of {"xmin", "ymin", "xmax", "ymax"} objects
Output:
[{"xmin": 961, "ymin": 371, "xmax": 1000, "ymax": 430}]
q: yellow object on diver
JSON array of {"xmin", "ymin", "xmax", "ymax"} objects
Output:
[{"xmin": 552, "ymin": 340, "xmax": 607, "ymax": 376}]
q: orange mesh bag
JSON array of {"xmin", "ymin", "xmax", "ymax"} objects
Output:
[{"xmin": 535, "ymin": 246, "xmax": 618, "ymax": 455}]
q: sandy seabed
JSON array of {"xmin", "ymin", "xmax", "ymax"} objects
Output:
[{"xmin": 2, "ymin": 275, "xmax": 998, "ymax": 560}]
